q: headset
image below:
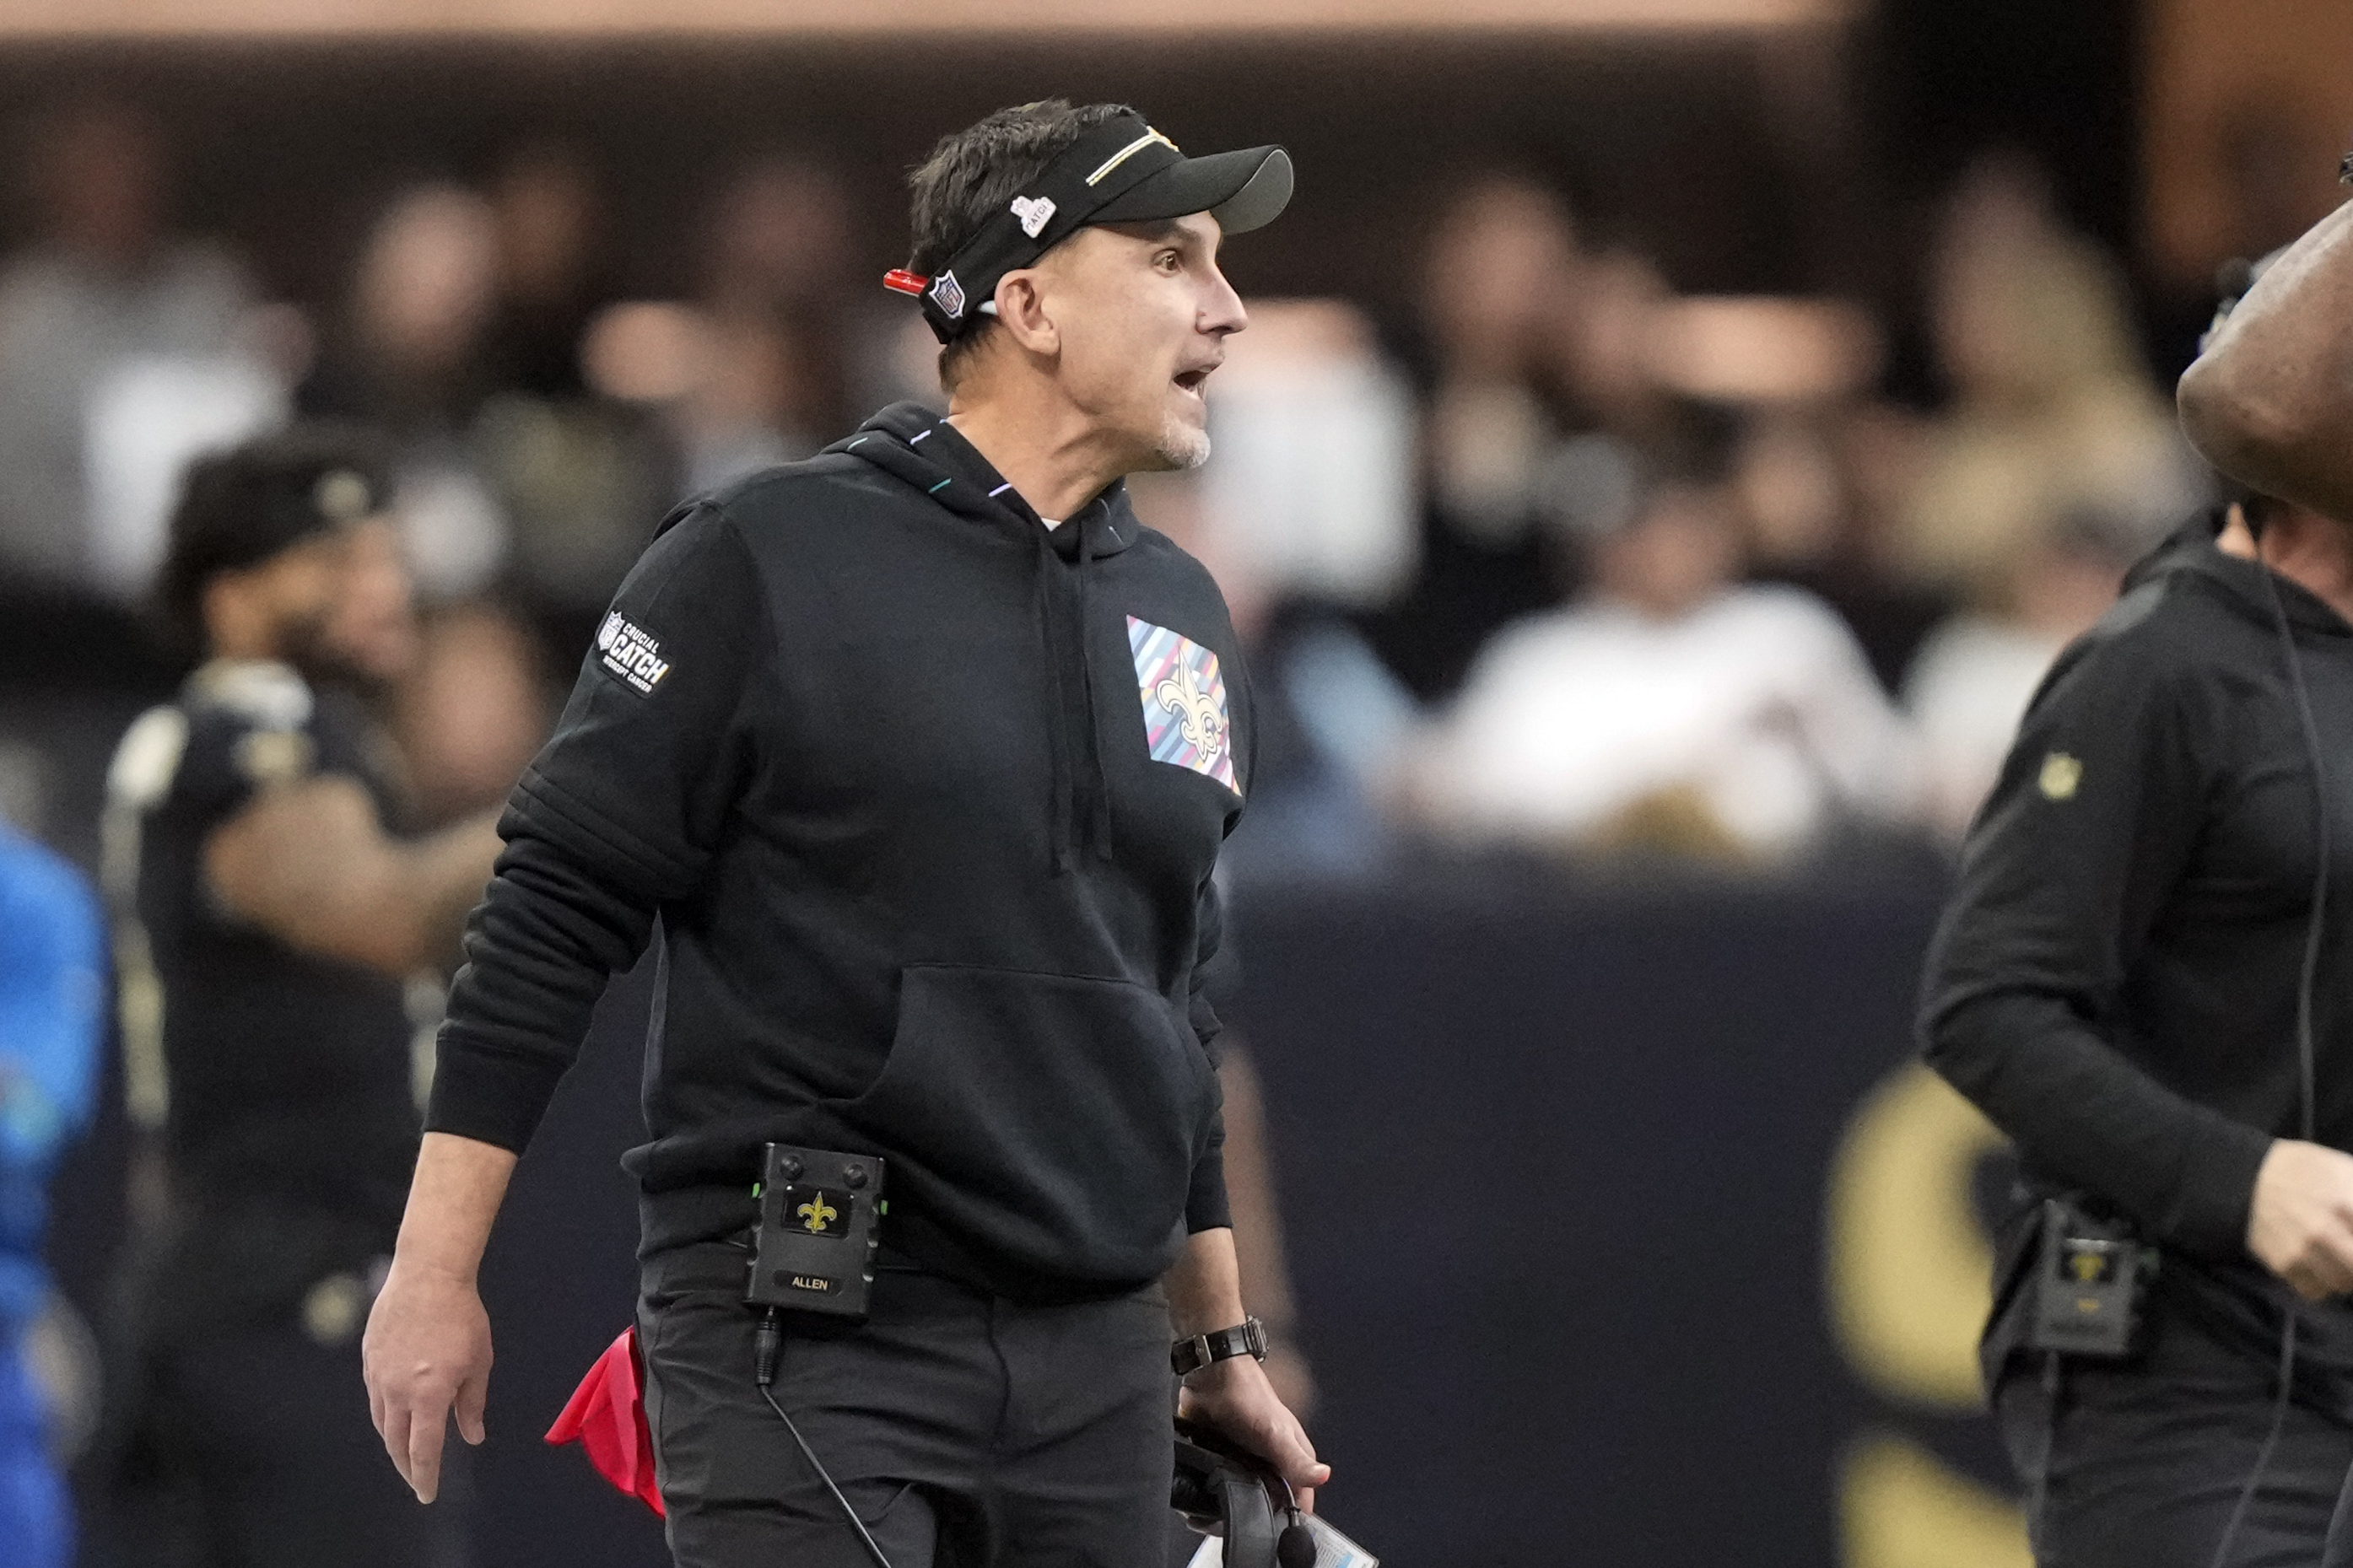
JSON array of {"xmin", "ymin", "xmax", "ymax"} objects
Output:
[{"xmin": 1173, "ymin": 1419, "xmax": 1320, "ymax": 1568}]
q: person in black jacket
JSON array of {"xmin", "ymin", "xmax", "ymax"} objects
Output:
[
  {"xmin": 1919, "ymin": 485, "xmax": 2353, "ymax": 1565},
  {"xmin": 362, "ymin": 101, "xmax": 1319, "ymax": 1567}
]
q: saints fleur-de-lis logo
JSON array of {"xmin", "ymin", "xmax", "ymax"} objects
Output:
[
  {"xmin": 796, "ymin": 1193, "xmax": 837, "ymax": 1234},
  {"xmin": 1156, "ymin": 662, "xmax": 1225, "ymax": 758}
]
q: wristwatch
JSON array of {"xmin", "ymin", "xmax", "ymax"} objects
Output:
[{"xmin": 1171, "ymin": 1316, "xmax": 1268, "ymax": 1377}]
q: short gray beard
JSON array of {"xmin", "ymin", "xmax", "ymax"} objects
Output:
[{"xmin": 1153, "ymin": 412, "xmax": 1212, "ymax": 472}]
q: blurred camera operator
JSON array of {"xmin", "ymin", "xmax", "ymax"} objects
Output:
[{"xmin": 91, "ymin": 428, "xmax": 502, "ymax": 1568}]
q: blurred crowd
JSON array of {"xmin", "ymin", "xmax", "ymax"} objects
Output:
[
  {"xmin": 1162, "ymin": 159, "xmax": 2205, "ymax": 865},
  {"xmin": 0, "ymin": 95, "xmax": 2223, "ymax": 873}
]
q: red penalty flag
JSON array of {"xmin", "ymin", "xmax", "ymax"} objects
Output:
[{"xmin": 545, "ymin": 1325, "xmax": 665, "ymax": 1518}]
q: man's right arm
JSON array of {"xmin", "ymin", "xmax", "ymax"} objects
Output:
[
  {"xmin": 364, "ymin": 1131, "xmax": 516, "ymax": 1502},
  {"xmin": 362, "ymin": 502, "xmax": 772, "ymax": 1495},
  {"xmin": 2178, "ymin": 191, "xmax": 2353, "ymax": 520}
]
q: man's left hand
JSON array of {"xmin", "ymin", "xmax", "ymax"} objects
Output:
[{"xmin": 1178, "ymin": 1354, "xmax": 1330, "ymax": 1511}]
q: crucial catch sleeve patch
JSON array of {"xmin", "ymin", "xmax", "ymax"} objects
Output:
[
  {"xmin": 596, "ymin": 612, "xmax": 672, "ymax": 694},
  {"xmin": 1127, "ymin": 616, "xmax": 1239, "ymax": 795}
]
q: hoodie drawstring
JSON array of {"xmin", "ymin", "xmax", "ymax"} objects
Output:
[
  {"xmin": 1033, "ymin": 523, "xmax": 1080, "ymax": 875},
  {"xmin": 1076, "ymin": 520, "xmax": 1114, "ymax": 861},
  {"xmin": 1037, "ymin": 510, "xmax": 1114, "ymax": 872}
]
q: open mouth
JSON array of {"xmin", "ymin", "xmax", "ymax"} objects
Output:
[{"xmin": 1173, "ymin": 368, "xmax": 1212, "ymax": 399}]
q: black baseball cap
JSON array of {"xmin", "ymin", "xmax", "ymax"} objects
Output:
[
  {"xmin": 154, "ymin": 425, "xmax": 390, "ymax": 647},
  {"xmin": 886, "ymin": 112, "xmax": 1293, "ymax": 342}
]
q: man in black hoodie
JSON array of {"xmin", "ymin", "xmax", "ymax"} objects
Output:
[
  {"xmin": 1919, "ymin": 490, "xmax": 2353, "ymax": 1565},
  {"xmin": 361, "ymin": 102, "xmax": 1318, "ymax": 1566}
]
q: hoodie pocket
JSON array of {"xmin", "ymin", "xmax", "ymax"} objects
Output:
[{"xmin": 844, "ymin": 963, "xmax": 1217, "ymax": 1280}]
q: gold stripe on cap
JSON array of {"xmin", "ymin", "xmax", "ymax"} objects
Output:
[{"xmin": 1085, "ymin": 127, "xmax": 1179, "ymax": 187}]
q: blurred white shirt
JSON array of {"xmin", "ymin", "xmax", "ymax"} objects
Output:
[
  {"xmin": 0, "ymin": 242, "xmax": 254, "ymax": 595},
  {"xmin": 1422, "ymin": 585, "xmax": 1919, "ymax": 856},
  {"xmin": 1198, "ymin": 299, "xmax": 1418, "ymax": 608}
]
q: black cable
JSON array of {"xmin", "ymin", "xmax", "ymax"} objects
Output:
[
  {"xmin": 753, "ymin": 1309, "xmax": 897, "ymax": 1568},
  {"xmin": 2026, "ymin": 1352, "xmax": 2061, "ymax": 1555},
  {"xmin": 2258, "ymin": 537, "xmax": 2333, "ymax": 1154},
  {"xmin": 2207, "ymin": 531, "xmax": 2334, "ymax": 1568},
  {"xmin": 2210, "ymin": 1319, "xmax": 2302, "ymax": 1568}
]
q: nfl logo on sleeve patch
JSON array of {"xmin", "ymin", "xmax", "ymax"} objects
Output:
[
  {"xmin": 1127, "ymin": 616, "xmax": 1239, "ymax": 796},
  {"xmin": 596, "ymin": 612, "xmax": 672, "ymax": 695}
]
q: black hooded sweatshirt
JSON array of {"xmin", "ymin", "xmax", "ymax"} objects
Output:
[
  {"xmin": 426, "ymin": 403, "xmax": 1255, "ymax": 1302},
  {"xmin": 1921, "ymin": 512, "xmax": 2353, "ymax": 1407}
]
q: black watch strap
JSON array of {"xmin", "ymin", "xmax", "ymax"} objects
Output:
[{"xmin": 1172, "ymin": 1316, "xmax": 1267, "ymax": 1377}]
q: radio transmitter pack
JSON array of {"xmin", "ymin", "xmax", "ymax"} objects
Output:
[
  {"xmin": 744, "ymin": 1143, "xmax": 887, "ymax": 1322},
  {"xmin": 2026, "ymin": 1196, "xmax": 2156, "ymax": 1361}
]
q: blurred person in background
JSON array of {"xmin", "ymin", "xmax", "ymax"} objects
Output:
[
  {"xmin": 702, "ymin": 152, "xmax": 855, "ymax": 321},
  {"xmin": 305, "ymin": 183, "xmax": 502, "ymax": 440},
  {"xmin": 1407, "ymin": 468, "xmax": 1916, "ymax": 860},
  {"xmin": 391, "ymin": 599, "xmax": 553, "ymax": 829},
  {"xmin": 301, "ymin": 182, "xmax": 511, "ymax": 601},
  {"xmin": 688, "ymin": 153, "xmax": 855, "ymax": 470},
  {"xmin": 89, "ymin": 428, "xmax": 503, "ymax": 1568},
  {"xmin": 1191, "ymin": 299, "xmax": 1417, "ymax": 632},
  {"xmin": 0, "ymin": 99, "xmax": 262, "ymax": 598},
  {"xmin": 1368, "ymin": 172, "xmax": 1669, "ymax": 701},
  {"xmin": 480, "ymin": 137, "xmax": 613, "ymax": 401},
  {"xmin": 566, "ymin": 157, "xmax": 861, "ymax": 614},
  {"xmin": 1902, "ymin": 507, "xmax": 2137, "ymax": 840},
  {"xmin": 472, "ymin": 138, "xmax": 675, "ymax": 638},
  {"xmin": 1669, "ymin": 297, "xmax": 1952, "ymax": 693},
  {"xmin": 1893, "ymin": 156, "xmax": 2199, "ymax": 602},
  {"xmin": 0, "ymin": 819, "xmax": 102, "ymax": 1568}
]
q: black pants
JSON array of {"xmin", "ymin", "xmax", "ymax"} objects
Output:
[
  {"xmin": 1995, "ymin": 1319, "xmax": 2353, "ymax": 1568},
  {"xmin": 636, "ymin": 1241, "xmax": 1174, "ymax": 1568}
]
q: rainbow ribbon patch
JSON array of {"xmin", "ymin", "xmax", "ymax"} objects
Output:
[{"xmin": 1126, "ymin": 616, "xmax": 1239, "ymax": 795}]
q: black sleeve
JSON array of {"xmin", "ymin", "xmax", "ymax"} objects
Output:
[
  {"xmin": 1185, "ymin": 875, "xmax": 1233, "ymax": 1234},
  {"xmin": 426, "ymin": 505, "xmax": 770, "ymax": 1153},
  {"xmin": 1919, "ymin": 609, "xmax": 2273, "ymax": 1258}
]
